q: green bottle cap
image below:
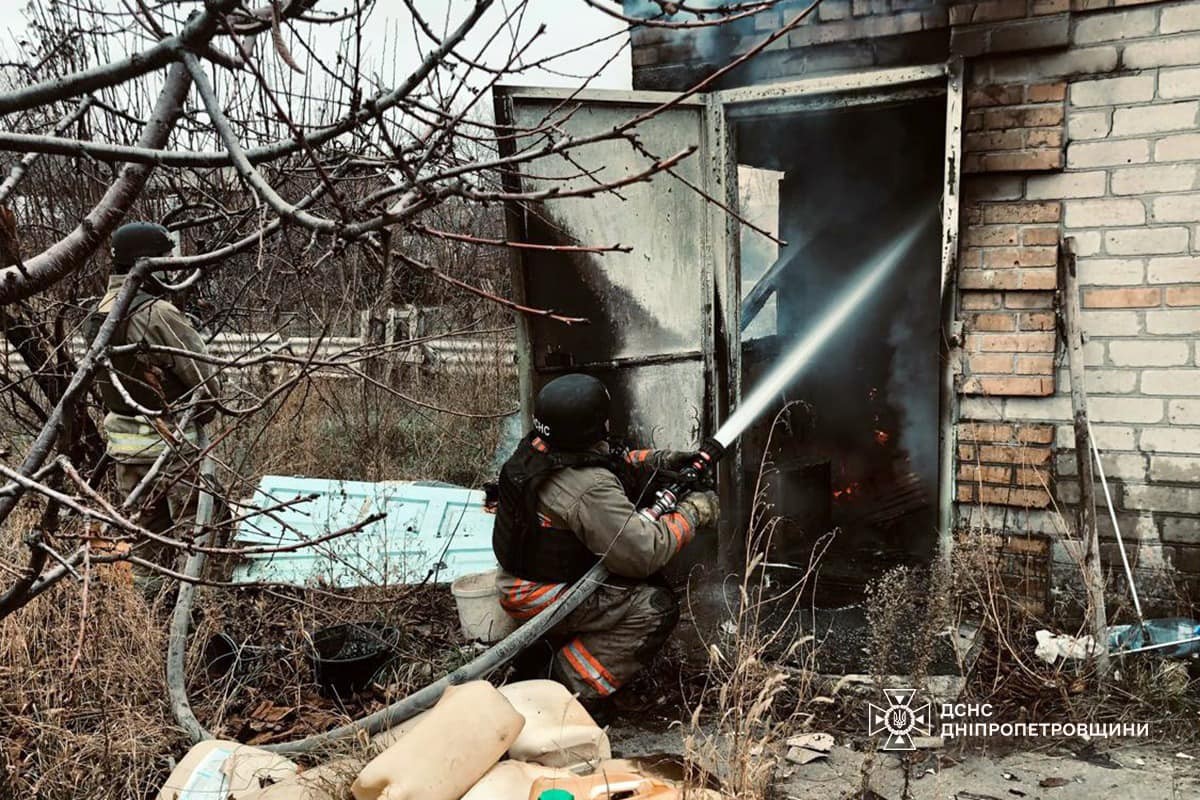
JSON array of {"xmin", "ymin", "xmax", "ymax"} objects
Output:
[{"xmin": 538, "ymin": 790, "xmax": 575, "ymax": 800}]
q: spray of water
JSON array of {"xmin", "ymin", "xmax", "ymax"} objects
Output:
[{"xmin": 713, "ymin": 214, "xmax": 931, "ymax": 448}]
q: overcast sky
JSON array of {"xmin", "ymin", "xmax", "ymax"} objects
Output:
[{"xmin": 0, "ymin": 1, "xmax": 633, "ymax": 91}]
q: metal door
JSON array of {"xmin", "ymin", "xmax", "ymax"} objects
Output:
[{"xmin": 494, "ymin": 87, "xmax": 726, "ymax": 450}]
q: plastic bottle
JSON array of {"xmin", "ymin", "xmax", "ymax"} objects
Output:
[
  {"xmin": 350, "ymin": 680, "xmax": 525, "ymax": 800},
  {"xmin": 499, "ymin": 679, "xmax": 612, "ymax": 768},
  {"xmin": 461, "ymin": 760, "xmax": 575, "ymax": 800},
  {"xmin": 1108, "ymin": 618, "xmax": 1200, "ymax": 657},
  {"xmin": 528, "ymin": 772, "xmax": 680, "ymax": 800}
]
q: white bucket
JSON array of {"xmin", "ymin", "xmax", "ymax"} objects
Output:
[{"xmin": 451, "ymin": 569, "xmax": 519, "ymax": 643}]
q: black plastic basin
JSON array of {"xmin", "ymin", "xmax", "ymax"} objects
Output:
[{"xmin": 308, "ymin": 622, "xmax": 400, "ymax": 697}]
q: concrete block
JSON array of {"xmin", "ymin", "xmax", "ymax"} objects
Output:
[
  {"xmin": 1090, "ymin": 396, "xmax": 1165, "ymax": 423},
  {"xmin": 1152, "ymin": 194, "xmax": 1200, "ymax": 223},
  {"xmin": 1149, "ymin": 455, "xmax": 1200, "ymax": 482},
  {"xmin": 1084, "ymin": 307, "xmax": 1137, "ymax": 331},
  {"xmin": 1160, "ymin": 67, "xmax": 1200, "ymax": 100},
  {"xmin": 1124, "ymin": 35, "xmax": 1200, "ymax": 69},
  {"xmin": 1141, "ymin": 368, "xmax": 1200, "ymax": 395},
  {"xmin": 819, "ymin": 0, "xmax": 852, "ymax": 21},
  {"xmin": 1089, "ymin": 368, "xmax": 1141, "ymax": 393},
  {"xmin": 1072, "ymin": 7, "xmax": 1158, "ymax": 43},
  {"xmin": 1147, "ymin": 255, "xmax": 1200, "ymax": 284},
  {"xmin": 1161, "ymin": 4, "xmax": 1200, "ymax": 34},
  {"xmin": 1111, "ymin": 164, "xmax": 1198, "ymax": 195},
  {"xmin": 1068, "ymin": 138, "xmax": 1149, "ymax": 168},
  {"xmin": 1124, "ymin": 483, "xmax": 1200, "ymax": 514},
  {"xmin": 1108, "ymin": 339, "xmax": 1190, "ymax": 366},
  {"xmin": 1104, "ymin": 227, "xmax": 1190, "ymax": 255},
  {"xmin": 1111, "ymin": 101, "xmax": 1200, "ymax": 137},
  {"xmin": 1169, "ymin": 398, "xmax": 1200, "ymax": 424},
  {"xmin": 1069, "ymin": 74, "xmax": 1155, "ymax": 107},
  {"xmin": 1155, "ymin": 133, "xmax": 1200, "ymax": 162},
  {"xmin": 1147, "ymin": 309, "xmax": 1200, "ymax": 334},
  {"xmin": 1064, "ymin": 198, "xmax": 1145, "ymax": 227},
  {"xmin": 1076, "ymin": 258, "xmax": 1145, "ymax": 285},
  {"xmin": 1067, "ymin": 109, "xmax": 1111, "ymax": 140}
]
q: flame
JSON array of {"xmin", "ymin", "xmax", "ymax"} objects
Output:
[
  {"xmin": 874, "ymin": 429, "xmax": 890, "ymax": 446},
  {"xmin": 833, "ymin": 482, "xmax": 861, "ymax": 499}
]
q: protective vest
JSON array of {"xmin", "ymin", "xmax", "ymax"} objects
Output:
[
  {"xmin": 84, "ymin": 290, "xmax": 190, "ymax": 416},
  {"xmin": 493, "ymin": 434, "xmax": 622, "ymax": 584}
]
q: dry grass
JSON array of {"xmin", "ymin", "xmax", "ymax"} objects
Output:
[
  {"xmin": 0, "ymin": 513, "xmax": 184, "ymax": 798},
  {"xmin": 0, "ymin": 362, "xmax": 516, "ymax": 799}
]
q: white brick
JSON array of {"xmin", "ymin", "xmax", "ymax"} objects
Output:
[
  {"xmin": 1162, "ymin": 4, "xmax": 1200, "ymax": 34},
  {"xmin": 1111, "ymin": 164, "xmax": 1198, "ymax": 195},
  {"xmin": 1111, "ymin": 102, "xmax": 1200, "ymax": 137},
  {"xmin": 1160, "ymin": 67, "xmax": 1200, "ymax": 100},
  {"xmin": 1059, "ymin": 452, "xmax": 1148, "ymax": 480},
  {"xmin": 1074, "ymin": 8, "xmax": 1159, "ymax": 43},
  {"xmin": 1085, "ymin": 338, "xmax": 1106, "ymax": 365},
  {"xmin": 1090, "ymin": 369, "xmax": 1140, "ymax": 393},
  {"xmin": 1068, "ymin": 139, "xmax": 1149, "ymax": 168},
  {"xmin": 1069, "ymin": 74, "xmax": 1156, "ymax": 107},
  {"xmin": 1026, "ymin": 171, "xmax": 1107, "ymax": 200},
  {"xmin": 1124, "ymin": 483, "xmax": 1200, "ymax": 513},
  {"xmin": 1065, "ymin": 198, "xmax": 1145, "ymax": 228},
  {"xmin": 1067, "ymin": 110, "xmax": 1111, "ymax": 141},
  {"xmin": 1090, "ymin": 396, "xmax": 1165, "ymax": 423},
  {"xmin": 1143, "ymin": 428, "xmax": 1200, "ymax": 454},
  {"xmin": 958, "ymin": 396, "xmax": 1003, "ymax": 420},
  {"xmin": 1163, "ymin": 516, "xmax": 1200, "ymax": 544},
  {"xmin": 1109, "ymin": 339, "xmax": 1190, "ymax": 366},
  {"xmin": 1072, "ymin": 230, "xmax": 1103, "ymax": 256},
  {"xmin": 1147, "ymin": 255, "xmax": 1200, "ymax": 283},
  {"xmin": 1147, "ymin": 309, "xmax": 1200, "ymax": 334},
  {"xmin": 965, "ymin": 176, "xmax": 1024, "ymax": 203},
  {"xmin": 1077, "ymin": 258, "xmax": 1145, "ymax": 285},
  {"xmin": 985, "ymin": 48, "xmax": 1118, "ymax": 84},
  {"xmin": 1104, "ymin": 227, "xmax": 1190, "ymax": 255},
  {"xmin": 1155, "ymin": 133, "xmax": 1200, "ymax": 162},
  {"xmin": 1003, "ymin": 396, "xmax": 1072, "ymax": 421},
  {"xmin": 1124, "ymin": 35, "xmax": 1200, "ymax": 69},
  {"xmin": 1149, "ymin": 455, "xmax": 1200, "ymax": 482},
  {"xmin": 1169, "ymin": 398, "xmax": 1200, "ymax": 424},
  {"xmin": 1082, "ymin": 309, "xmax": 1142, "ymax": 337},
  {"xmin": 1142, "ymin": 369, "xmax": 1200, "ymax": 394},
  {"xmin": 1057, "ymin": 423, "xmax": 1135, "ymax": 450},
  {"xmin": 1152, "ymin": 194, "xmax": 1200, "ymax": 223}
]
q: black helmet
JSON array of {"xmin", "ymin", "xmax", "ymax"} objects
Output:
[
  {"xmin": 533, "ymin": 374, "xmax": 610, "ymax": 450},
  {"xmin": 111, "ymin": 222, "xmax": 174, "ymax": 271}
]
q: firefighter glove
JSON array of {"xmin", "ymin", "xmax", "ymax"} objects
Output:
[{"xmin": 677, "ymin": 489, "xmax": 720, "ymax": 529}]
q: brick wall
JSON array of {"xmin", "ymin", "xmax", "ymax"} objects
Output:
[
  {"xmin": 624, "ymin": 0, "xmax": 1200, "ymax": 606},
  {"xmin": 958, "ymin": 0, "xmax": 1200, "ymax": 605}
]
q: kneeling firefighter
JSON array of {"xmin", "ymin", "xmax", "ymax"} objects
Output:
[{"xmin": 492, "ymin": 373, "xmax": 720, "ymax": 704}]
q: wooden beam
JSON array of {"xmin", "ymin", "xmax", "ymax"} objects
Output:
[{"xmin": 1060, "ymin": 236, "xmax": 1110, "ymax": 677}]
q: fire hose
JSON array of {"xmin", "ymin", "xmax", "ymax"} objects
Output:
[{"xmin": 165, "ymin": 436, "xmax": 725, "ymax": 755}]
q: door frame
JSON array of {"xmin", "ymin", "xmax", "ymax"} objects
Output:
[{"xmin": 707, "ymin": 60, "xmax": 964, "ymax": 571}]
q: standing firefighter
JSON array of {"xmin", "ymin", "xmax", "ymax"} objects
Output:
[
  {"xmin": 86, "ymin": 222, "xmax": 222, "ymax": 592},
  {"xmin": 493, "ymin": 374, "xmax": 720, "ymax": 705}
]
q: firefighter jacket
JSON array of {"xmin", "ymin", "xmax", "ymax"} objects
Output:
[
  {"xmin": 89, "ymin": 274, "xmax": 222, "ymax": 464},
  {"xmin": 493, "ymin": 434, "xmax": 700, "ymax": 617}
]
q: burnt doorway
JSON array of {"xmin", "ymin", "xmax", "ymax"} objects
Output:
[{"xmin": 733, "ymin": 95, "xmax": 947, "ymax": 603}]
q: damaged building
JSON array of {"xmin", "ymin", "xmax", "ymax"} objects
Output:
[{"xmin": 495, "ymin": 0, "xmax": 1200, "ymax": 616}]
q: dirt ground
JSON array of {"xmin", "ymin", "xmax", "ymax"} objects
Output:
[{"xmin": 609, "ymin": 725, "xmax": 1200, "ymax": 800}]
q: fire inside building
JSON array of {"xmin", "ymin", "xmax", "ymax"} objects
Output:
[{"xmin": 495, "ymin": 0, "xmax": 1200, "ymax": 633}]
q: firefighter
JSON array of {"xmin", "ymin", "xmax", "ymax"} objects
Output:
[
  {"xmin": 493, "ymin": 373, "xmax": 720, "ymax": 705},
  {"xmin": 86, "ymin": 221, "xmax": 222, "ymax": 593}
]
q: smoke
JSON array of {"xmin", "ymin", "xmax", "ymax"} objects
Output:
[
  {"xmin": 489, "ymin": 412, "xmax": 524, "ymax": 475},
  {"xmin": 886, "ymin": 238, "xmax": 941, "ymax": 495}
]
